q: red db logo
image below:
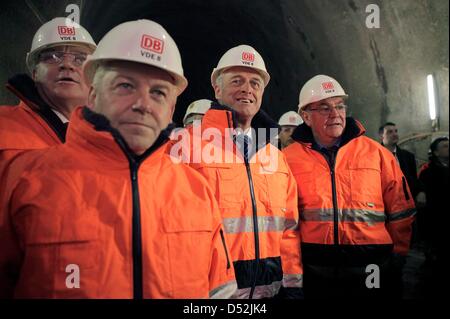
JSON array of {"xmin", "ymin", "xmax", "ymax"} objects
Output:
[
  {"xmin": 242, "ymin": 52, "xmax": 255, "ymax": 62},
  {"xmin": 141, "ymin": 35, "xmax": 164, "ymax": 54},
  {"xmin": 58, "ymin": 26, "xmax": 76, "ymax": 36},
  {"xmin": 322, "ymin": 82, "xmax": 335, "ymax": 90}
]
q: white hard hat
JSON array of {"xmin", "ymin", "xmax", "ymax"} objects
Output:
[
  {"xmin": 183, "ymin": 99, "xmax": 212, "ymax": 123},
  {"xmin": 278, "ymin": 111, "xmax": 303, "ymax": 126},
  {"xmin": 298, "ymin": 74, "xmax": 348, "ymax": 111},
  {"xmin": 211, "ymin": 44, "xmax": 270, "ymax": 87},
  {"xmin": 84, "ymin": 19, "xmax": 188, "ymax": 94},
  {"xmin": 26, "ymin": 17, "xmax": 96, "ymax": 72}
]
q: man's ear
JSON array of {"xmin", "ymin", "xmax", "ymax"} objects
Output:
[
  {"xmin": 32, "ymin": 68, "xmax": 37, "ymax": 81},
  {"xmin": 213, "ymin": 83, "xmax": 222, "ymax": 100},
  {"xmin": 86, "ymin": 86, "xmax": 96, "ymax": 110},
  {"xmin": 169, "ymin": 98, "xmax": 177, "ymax": 118},
  {"xmin": 300, "ymin": 110, "xmax": 311, "ymax": 127}
]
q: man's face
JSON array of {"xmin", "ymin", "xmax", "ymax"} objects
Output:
[
  {"xmin": 88, "ymin": 61, "xmax": 178, "ymax": 155},
  {"xmin": 381, "ymin": 125, "xmax": 399, "ymax": 146},
  {"xmin": 435, "ymin": 140, "xmax": 449, "ymax": 160},
  {"xmin": 279, "ymin": 126, "xmax": 297, "ymax": 148},
  {"xmin": 33, "ymin": 45, "xmax": 91, "ymax": 108},
  {"xmin": 214, "ymin": 66, "xmax": 264, "ymax": 123},
  {"xmin": 301, "ymin": 96, "xmax": 346, "ymax": 146}
]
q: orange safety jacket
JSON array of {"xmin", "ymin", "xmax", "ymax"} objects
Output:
[
  {"xmin": 170, "ymin": 103, "xmax": 303, "ymax": 299},
  {"xmin": 0, "ymin": 74, "xmax": 68, "ymax": 181},
  {"xmin": 0, "ymin": 106, "xmax": 236, "ymax": 299},
  {"xmin": 283, "ymin": 118, "xmax": 416, "ymax": 269}
]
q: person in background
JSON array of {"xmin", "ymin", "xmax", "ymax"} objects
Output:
[
  {"xmin": 0, "ymin": 17, "xmax": 96, "ymax": 178},
  {"xmin": 418, "ymin": 136, "xmax": 449, "ymax": 297},
  {"xmin": 182, "ymin": 99, "xmax": 212, "ymax": 127},
  {"xmin": 379, "ymin": 122, "xmax": 426, "ymax": 206},
  {"xmin": 277, "ymin": 111, "xmax": 303, "ymax": 149}
]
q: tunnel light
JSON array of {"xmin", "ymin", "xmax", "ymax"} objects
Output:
[{"xmin": 427, "ymin": 74, "xmax": 437, "ymax": 121}]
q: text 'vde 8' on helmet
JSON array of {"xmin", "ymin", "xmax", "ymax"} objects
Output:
[
  {"xmin": 26, "ymin": 17, "xmax": 97, "ymax": 72},
  {"xmin": 83, "ymin": 19, "xmax": 188, "ymax": 95},
  {"xmin": 211, "ymin": 44, "xmax": 270, "ymax": 88},
  {"xmin": 298, "ymin": 74, "xmax": 348, "ymax": 111}
]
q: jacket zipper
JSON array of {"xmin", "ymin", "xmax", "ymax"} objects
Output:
[
  {"xmin": 130, "ymin": 160, "xmax": 143, "ymax": 299},
  {"xmin": 244, "ymin": 156, "xmax": 260, "ymax": 299},
  {"xmin": 330, "ymin": 160, "xmax": 339, "ymax": 245},
  {"xmin": 113, "ymin": 132, "xmax": 146, "ymax": 299},
  {"xmin": 320, "ymin": 149, "xmax": 339, "ymax": 245},
  {"xmin": 219, "ymin": 229, "xmax": 231, "ymax": 269}
]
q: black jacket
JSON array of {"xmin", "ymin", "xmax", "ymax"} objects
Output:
[{"xmin": 395, "ymin": 146, "xmax": 423, "ymax": 197}]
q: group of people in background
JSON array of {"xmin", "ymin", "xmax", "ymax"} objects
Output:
[{"xmin": 0, "ymin": 16, "xmax": 446, "ymax": 299}]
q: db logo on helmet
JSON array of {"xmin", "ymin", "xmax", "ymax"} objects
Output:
[
  {"xmin": 141, "ymin": 35, "xmax": 164, "ymax": 54},
  {"xmin": 322, "ymin": 82, "xmax": 335, "ymax": 91},
  {"xmin": 58, "ymin": 26, "xmax": 76, "ymax": 36},
  {"xmin": 242, "ymin": 52, "xmax": 255, "ymax": 62}
]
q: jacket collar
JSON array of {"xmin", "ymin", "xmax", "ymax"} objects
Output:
[
  {"xmin": 66, "ymin": 106, "xmax": 173, "ymax": 164},
  {"xmin": 6, "ymin": 73, "xmax": 68, "ymax": 142},
  {"xmin": 202, "ymin": 101, "xmax": 280, "ymax": 149},
  {"xmin": 291, "ymin": 117, "xmax": 366, "ymax": 149}
]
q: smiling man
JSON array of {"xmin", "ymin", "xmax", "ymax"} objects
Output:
[
  {"xmin": 0, "ymin": 19, "xmax": 236, "ymax": 299},
  {"xmin": 183, "ymin": 45, "xmax": 303, "ymax": 299},
  {"xmin": 283, "ymin": 74, "xmax": 417, "ymax": 299}
]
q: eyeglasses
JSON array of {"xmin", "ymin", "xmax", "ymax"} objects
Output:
[
  {"xmin": 306, "ymin": 103, "xmax": 347, "ymax": 115},
  {"xmin": 38, "ymin": 51, "xmax": 88, "ymax": 67}
]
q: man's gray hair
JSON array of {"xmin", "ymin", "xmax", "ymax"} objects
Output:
[
  {"xmin": 215, "ymin": 73, "xmax": 224, "ymax": 89},
  {"xmin": 91, "ymin": 61, "xmax": 114, "ymax": 89}
]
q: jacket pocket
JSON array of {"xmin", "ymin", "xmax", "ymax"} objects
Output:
[
  {"xmin": 348, "ymin": 159, "xmax": 383, "ymax": 207},
  {"xmin": 19, "ymin": 212, "xmax": 99, "ymax": 297},
  {"xmin": 195, "ymin": 163, "xmax": 246, "ymax": 207},
  {"xmin": 290, "ymin": 163, "xmax": 319, "ymax": 207},
  {"xmin": 261, "ymin": 164, "xmax": 290, "ymax": 208},
  {"xmin": 163, "ymin": 207, "xmax": 213, "ymax": 297}
]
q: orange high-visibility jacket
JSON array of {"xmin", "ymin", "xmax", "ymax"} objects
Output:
[
  {"xmin": 170, "ymin": 103, "xmax": 303, "ymax": 299},
  {"xmin": 0, "ymin": 107, "xmax": 236, "ymax": 299},
  {"xmin": 283, "ymin": 118, "xmax": 416, "ymax": 267},
  {"xmin": 0, "ymin": 74, "xmax": 67, "ymax": 181}
]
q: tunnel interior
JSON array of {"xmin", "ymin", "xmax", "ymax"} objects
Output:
[{"xmin": 0, "ymin": 0, "xmax": 448, "ymax": 164}]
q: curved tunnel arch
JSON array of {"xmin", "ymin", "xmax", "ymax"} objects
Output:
[{"xmin": 1, "ymin": 0, "xmax": 448, "ymax": 145}]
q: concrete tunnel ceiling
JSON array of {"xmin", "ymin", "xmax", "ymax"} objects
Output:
[{"xmin": 0, "ymin": 0, "xmax": 448, "ymax": 140}]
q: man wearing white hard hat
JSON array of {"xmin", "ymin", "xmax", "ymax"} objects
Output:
[
  {"xmin": 184, "ymin": 44, "xmax": 303, "ymax": 299},
  {"xmin": 277, "ymin": 111, "xmax": 303, "ymax": 149},
  {"xmin": 183, "ymin": 99, "xmax": 212, "ymax": 127},
  {"xmin": 0, "ymin": 17, "xmax": 96, "ymax": 181},
  {"xmin": 0, "ymin": 19, "xmax": 236, "ymax": 299},
  {"xmin": 283, "ymin": 74, "xmax": 416, "ymax": 299}
]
